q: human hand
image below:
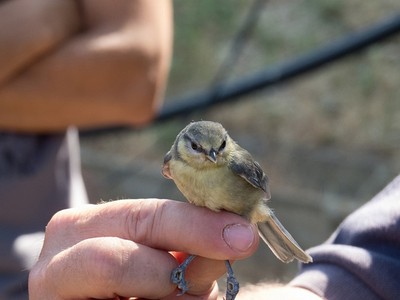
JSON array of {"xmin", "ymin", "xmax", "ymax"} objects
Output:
[{"xmin": 29, "ymin": 199, "xmax": 259, "ymax": 299}]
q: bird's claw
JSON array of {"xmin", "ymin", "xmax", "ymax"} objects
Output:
[
  {"xmin": 225, "ymin": 274, "xmax": 240, "ymax": 300},
  {"xmin": 171, "ymin": 256, "xmax": 240, "ymax": 299},
  {"xmin": 171, "ymin": 266, "xmax": 189, "ymax": 295},
  {"xmin": 224, "ymin": 260, "xmax": 239, "ymax": 300},
  {"xmin": 170, "ymin": 255, "xmax": 196, "ymax": 295}
]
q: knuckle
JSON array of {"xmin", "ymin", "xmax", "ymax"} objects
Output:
[
  {"xmin": 125, "ymin": 199, "xmax": 167, "ymax": 245},
  {"xmin": 83, "ymin": 238, "xmax": 129, "ymax": 290},
  {"xmin": 45, "ymin": 208, "xmax": 74, "ymax": 238}
]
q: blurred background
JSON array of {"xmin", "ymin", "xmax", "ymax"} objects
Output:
[{"xmin": 81, "ymin": 0, "xmax": 400, "ymax": 285}]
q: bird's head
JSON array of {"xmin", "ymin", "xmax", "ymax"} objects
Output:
[{"xmin": 175, "ymin": 121, "xmax": 233, "ymax": 168}]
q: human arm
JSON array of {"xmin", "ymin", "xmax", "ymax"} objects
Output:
[
  {"xmin": 288, "ymin": 175, "xmax": 400, "ymax": 300},
  {"xmin": 0, "ymin": 0, "xmax": 172, "ymax": 133},
  {"xmin": 28, "ymin": 199, "xmax": 259, "ymax": 299}
]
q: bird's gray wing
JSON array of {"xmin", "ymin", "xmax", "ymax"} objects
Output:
[
  {"xmin": 258, "ymin": 212, "xmax": 313, "ymax": 263},
  {"xmin": 228, "ymin": 149, "xmax": 270, "ymax": 197}
]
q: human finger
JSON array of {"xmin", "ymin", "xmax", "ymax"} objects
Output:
[
  {"xmin": 44, "ymin": 199, "xmax": 259, "ymax": 260},
  {"xmin": 30, "ymin": 237, "xmax": 177, "ymax": 299},
  {"xmin": 37, "ymin": 199, "xmax": 258, "ymax": 299}
]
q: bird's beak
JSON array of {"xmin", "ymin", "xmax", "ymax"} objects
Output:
[{"xmin": 207, "ymin": 149, "xmax": 218, "ymax": 163}]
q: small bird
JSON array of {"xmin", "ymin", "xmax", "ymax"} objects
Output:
[{"xmin": 162, "ymin": 120, "xmax": 312, "ymax": 299}]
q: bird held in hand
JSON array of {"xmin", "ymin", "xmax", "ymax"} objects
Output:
[{"xmin": 162, "ymin": 120, "xmax": 312, "ymax": 299}]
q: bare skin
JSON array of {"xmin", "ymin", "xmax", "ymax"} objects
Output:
[
  {"xmin": 0, "ymin": 0, "xmax": 172, "ymax": 132},
  {"xmin": 29, "ymin": 199, "xmax": 322, "ymax": 300},
  {"xmin": 28, "ymin": 199, "xmax": 260, "ymax": 299}
]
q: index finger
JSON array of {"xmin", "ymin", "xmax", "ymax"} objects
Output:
[{"xmin": 45, "ymin": 199, "xmax": 259, "ymax": 260}]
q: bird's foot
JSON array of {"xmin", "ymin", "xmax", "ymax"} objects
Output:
[
  {"xmin": 171, "ymin": 255, "xmax": 196, "ymax": 295},
  {"xmin": 224, "ymin": 260, "xmax": 239, "ymax": 300}
]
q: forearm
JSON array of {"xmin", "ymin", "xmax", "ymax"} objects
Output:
[
  {"xmin": 0, "ymin": 0, "xmax": 81, "ymax": 84},
  {"xmin": 0, "ymin": 0, "xmax": 172, "ymax": 133},
  {"xmin": 0, "ymin": 30, "xmax": 165, "ymax": 132}
]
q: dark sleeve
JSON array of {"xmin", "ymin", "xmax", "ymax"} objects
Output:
[
  {"xmin": 0, "ymin": 128, "xmax": 88, "ymax": 299},
  {"xmin": 289, "ymin": 175, "xmax": 400, "ymax": 300}
]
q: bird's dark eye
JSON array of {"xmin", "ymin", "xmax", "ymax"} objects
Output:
[
  {"xmin": 219, "ymin": 140, "xmax": 226, "ymax": 151},
  {"xmin": 191, "ymin": 142, "xmax": 199, "ymax": 151}
]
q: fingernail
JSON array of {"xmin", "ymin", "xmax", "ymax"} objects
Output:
[{"xmin": 223, "ymin": 223, "xmax": 255, "ymax": 252}]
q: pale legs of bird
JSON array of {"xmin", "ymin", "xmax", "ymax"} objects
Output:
[{"xmin": 170, "ymin": 255, "xmax": 240, "ymax": 300}]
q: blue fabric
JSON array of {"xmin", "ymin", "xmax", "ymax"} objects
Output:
[{"xmin": 291, "ymin": 175, "xmax": 400, "ymax": 300}]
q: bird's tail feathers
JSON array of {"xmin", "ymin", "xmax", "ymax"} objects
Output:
[{"xmin": 257, "ymin": 213, "xmax": 312, "ymax": 264}]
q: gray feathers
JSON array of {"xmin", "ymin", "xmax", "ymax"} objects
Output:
[
  {"xmin": 228, "ymin": 147, "xmax": 270, "ymax": 198},
  {"xmin": 258, "ymin": 213, "xmax": 313, "ymax": 263}
]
